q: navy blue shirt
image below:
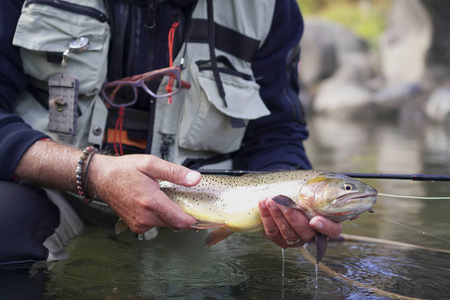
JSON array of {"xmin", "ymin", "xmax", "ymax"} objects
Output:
[{"xmin": 0, "ymin": 0, "xmax": 311, "ymax": 181}]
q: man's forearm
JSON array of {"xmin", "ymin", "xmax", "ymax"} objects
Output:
[{"xmin": 14, "ymin": 140, "xmax": 81, "ymax": 192}]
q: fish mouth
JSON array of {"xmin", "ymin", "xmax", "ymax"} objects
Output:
[
  {"xmin": 326, "ymin": 193, "xmax": 377, "ymax": 221},
  {"xmin": 331, "ymin": 192, "xmax": 377, "ymax": 207}
]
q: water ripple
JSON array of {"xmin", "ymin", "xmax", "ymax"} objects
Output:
[{"xmin": 305, "ymin": 240, "xmax": 450, "ymax": 299}]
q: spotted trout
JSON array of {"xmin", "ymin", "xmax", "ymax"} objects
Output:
[
  {"xmin": 150, "ymin": 170, "xmax": 377, "ymax": 262},
  {"xmin": 118, "ymin": 170, "xmax": 377, "ymax": 263}
]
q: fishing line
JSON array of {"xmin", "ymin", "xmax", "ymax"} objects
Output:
[
  {"xmin": 372, "ymin": 214, "xmax": 450, "ymax": 243},
  {"xmin": 376, "ymin": 193, "xmax": 450, "ymax": 243},
  {"xmin": 378, "ymin": 193, "xmax": 450, "ymax": 200},
  {"xmin": 301, "ymin": 234, "xmax": 450, "ymax": 300}
]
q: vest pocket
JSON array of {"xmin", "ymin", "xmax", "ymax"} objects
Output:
[
  {"xmin": 12, "ymin": 0, "xmax": 110, "ymax": 95},
  {"xmin": 178, "ymin": 59, "xmax": 270, "ymax": 154}
]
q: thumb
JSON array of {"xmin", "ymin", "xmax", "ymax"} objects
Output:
[
  {"xmin": 142, "ymin": 156, "xmax": 201, "ymax": 186},
  {"xmin": 310, "ymin": 216, "xmax": 343, "ymax": 238}
]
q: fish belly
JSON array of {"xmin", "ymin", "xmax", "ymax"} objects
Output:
[{"xmin": 161, "ymin": 172, "xmax": 307, "ymax": 232}]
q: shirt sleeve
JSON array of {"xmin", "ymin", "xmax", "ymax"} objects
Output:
[
  {"xmin": 0, "ymin": 0, "xmax": 49, "ymax": 181},
  {"xmin": 233, "ymin": 0, "xmax": 312, "ymax": 171}
]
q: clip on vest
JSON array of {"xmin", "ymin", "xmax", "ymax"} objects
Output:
[{"xmin": 47, "ymin": 37, "xmax": 89, "ymax": 136}]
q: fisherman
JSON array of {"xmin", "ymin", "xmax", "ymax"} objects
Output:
[{"xmin": 0, "ymin": 0, "xmax": 342, "ymax": 264}]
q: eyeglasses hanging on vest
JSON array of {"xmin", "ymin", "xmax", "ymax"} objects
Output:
[{"xmin": 101, "ymin": 66, "xmax": 191, "ymax": 108}]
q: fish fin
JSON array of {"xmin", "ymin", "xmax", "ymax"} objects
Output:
[
  {"xmin": 115, "ymin": 218, "xmax": 129, "ymax": 234},
  {"xmin": 272, "ymin": 195, "xmax": 306, "ymax": 212},
  {"xmin": 191, "ymin": 221, "xmax": 228, "ymax": 230},
  {"xmin": 315, "ymin": 231, "xmax": 328, "ymax": 264},
  {"xmin": 204, "ymin": 228, "xmax": 234, "ymax": 248}
]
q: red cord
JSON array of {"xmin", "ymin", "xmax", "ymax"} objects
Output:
[
  {"xmin": 113, "ymin": 107, "xmax": 125, "ymax": 156},
  {"xmin": 166, "ymin": 22, "xmax": 179, "ymax": 105}
]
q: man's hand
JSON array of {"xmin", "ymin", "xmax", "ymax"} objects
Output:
[
  {"xmin": 88, "ymin": 154, "xmax": 201, "ymax": 234},
  {"xmin": 14, "ymin": 140, "xmax": 201, "ymax": 234},
  {"xmin": 259, "ymin": 198, "xmax": 343, "ymax": 248}
]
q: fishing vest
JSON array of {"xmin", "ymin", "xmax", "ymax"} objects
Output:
[
  {"xmin": 12, "ymin": 0, "xmax": 275, "ymax": 168},
  {"xmin": 13, "ymin": 0, "xmax": 110, "ymax": 147}
]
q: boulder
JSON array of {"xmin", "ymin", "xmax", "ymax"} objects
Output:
[
  {"xmin": 379, "ymin": 0, "xmax": 432, "ymax": 86},
  {"xmin": 373, "ymin": 83, "xmax": 422, "ymax": 109},
  {"xmin": 313, "ymin": 77, "xmax": 372, "ymax": 114},
  {"xmin": 299, "ymin": 18, "xmax": 371, "ymax": 86},
  {"xmin": 420, "ymin": 0, "xmax": 450, "ymax": 84},
  {"xmin": 425, "ymin": 86, "xmax": 450, "ymax": 122},
  {"xmin": 300, "ymin": 18, "xmax": 376, "ymax": 115}
]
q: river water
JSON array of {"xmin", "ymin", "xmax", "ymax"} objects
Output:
[{"xmin": 2, "ymin": 112, "xmax": 450, "ymax": 299}]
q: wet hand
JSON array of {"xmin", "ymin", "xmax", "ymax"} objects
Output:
[
  {"xmin": 88, "ymin": 154, "xmax": 201, "ymax": 234},
  {"xmin": 258, "ymin": 198, "xmax": 343, "ymax": 248}
]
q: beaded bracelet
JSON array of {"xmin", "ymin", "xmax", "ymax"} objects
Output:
[{"xmin": 76, "ymin": 145, "xmax": 97, "ymax": 203}]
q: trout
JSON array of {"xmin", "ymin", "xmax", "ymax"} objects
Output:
[{"xmin": 118, "ymin": 170, "xmax": 377, "ymax": 263}]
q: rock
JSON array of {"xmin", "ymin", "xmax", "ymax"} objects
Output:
[
  {"xmin": 373, "ymin": 83, "xmax": 422, "ymax": 108},
  {"xmin": 299, "ymin": 17, "xmax": 371, "ymax": 86},
  {"xmin": 420, "ymin": 0, "xmax": 450, "ymax": 84},
  {"xmin": 299, "ymin": 18, "xmax": 338, "ymax": 85},
  {"xmin": 334, "ymin": 52, "xmax": 375, "ymax": 84},
  {"xmin": 313, "ymin": 78, "xmax": 372, "ymax": 114},
  {"xmin": 299, "ymin": 18, "xmax": 376, "ymax": 117},
  {"xmin": 379, "ymin": 0, "xmax": 432, "ymax": 86},
  {"xmin": 425, "ymin": 86, "xmax": 450, "ymax": 122}
]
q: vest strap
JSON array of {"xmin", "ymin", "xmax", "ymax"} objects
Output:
[
  {"xmin": 189, "ymin": 19, "xmax": 260, "ymax": 62},
  {"xmin": 182, "ymin": 151, "xmax": 237, "ymax": 169}
]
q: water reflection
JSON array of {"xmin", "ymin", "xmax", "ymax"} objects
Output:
[{"xmin": 305, "ymin": 239, "xmax": 450, "ymax": 299}]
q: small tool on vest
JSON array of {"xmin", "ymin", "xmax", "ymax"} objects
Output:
[{"xmin": 48, "ymin": 37, "xmax": 89, "ymax": 136}]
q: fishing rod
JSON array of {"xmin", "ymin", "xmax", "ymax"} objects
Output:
[
  {"xmin": 195, "ymin": 169, "xmax": 450, "ymax": 181},
  {"xmin": 342, "ymin": 173, "xmax": 450, "ymax": 181}
]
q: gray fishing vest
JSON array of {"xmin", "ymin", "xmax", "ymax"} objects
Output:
[
  {"xmin": 12, "ymin": 0, "xmax": 275, "ymax": 168},
  {"xmin": 12, "ymin": 0, "xmax": 110, "ymax": 148}
]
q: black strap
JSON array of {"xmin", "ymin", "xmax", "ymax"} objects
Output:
[
  {"xmin": 206, "ymin": 0, "xmax": 227, "ymax": 108},
  {"xmin": 182, "ymin": 151, "xmax": 237, "ymax": 169},
  {"xmin": 189, "ymin": 19, "xmax": 260, "ymax": 62}
]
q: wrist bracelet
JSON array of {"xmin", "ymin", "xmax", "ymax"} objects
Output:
[
  {"xmin": 76, "ymin": 145, "xmax": 97, "ymax": 203},
  {"xmin": 83, "ymin": 149, "xmax": 96, "ymax": 199}
]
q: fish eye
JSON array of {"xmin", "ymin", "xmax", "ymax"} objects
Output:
[{"xmin": 342, "ymin": 183, "xmax": 355, "ymax": 191}]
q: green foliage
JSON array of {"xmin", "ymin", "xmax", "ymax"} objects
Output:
[
  {"xmin": 297, "ymin": 0, "xmax": 391, "ymax": 47},
  {"xmin": 297, "ymin": 0, "xmax": 327, "ymax": 14}
]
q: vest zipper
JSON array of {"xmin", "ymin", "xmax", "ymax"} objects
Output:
[
  {"xmin": 144, "ymin": 0, "xmax": 159, "ymax": 29},
  {"xmin": 25, "ymin": 0, "xmax": 108, "ymax": 23}
]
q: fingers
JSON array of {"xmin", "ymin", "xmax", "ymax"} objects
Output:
[
  {"xmin": 126, "ymin": 189, "xmax": 198, "ymax": 234},
  {"xmin": 310, "ymin": 216, "xmax": 343, "ymax": 238},
  {"xmin": 140, "ymin": 156, "xmax": 201, "ymax": 187},
  {"xmin": 259, "ymin": 198, "xmax": 344, "ymax": 248},
  {"xmin": 148, "ymin": 189, "xmax": 198, "ymax": 228},
  {"xmin": 269, "ymin": 198, "xmax": 314, "ymax": 242},
  {"xmin": 259, "ymin": 199, "xmax": 281, "ymax": 239},
  {"xmin": 92, "ymin": 155, "xmax": 200, "ymax": 233},
  {"xmin": 259, "ymin": 198, "xmax": 315, "ymax": 248}
]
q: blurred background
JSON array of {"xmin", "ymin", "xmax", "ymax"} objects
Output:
[
  {"xmin": 298, "ymin": 0, "xmax": 450, "ymax": 120},
  {"xmin": 296, "ymin": 0, "xmax": 450, "ymax": 178}
]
